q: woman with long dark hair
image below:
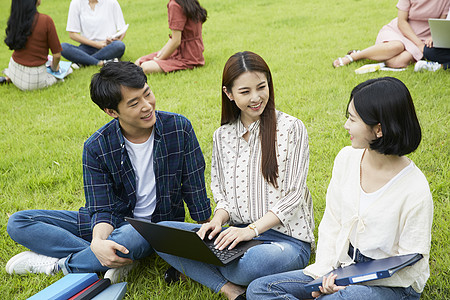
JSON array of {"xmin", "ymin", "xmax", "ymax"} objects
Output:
[
  {"xmin": 155, "ymin": 51, "xmax": 315, "ymax": 299},
  {"xmin": 135, "ymin": 0, "xmax": 207, "ymax": 74},
  {"xmin": 248, "ymin": 77, "xmax": 432, "ymax": 300},
  {"xmin": 2, "ymin": 0, "xmax": 63, "ymax": 90}
]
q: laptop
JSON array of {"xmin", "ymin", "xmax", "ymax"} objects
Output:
[
  {"xmin": 428, "ymin": 19, "xmax": 450, "ymax": 48},
  {"xmin": 304, "ymin": 253, "xmax": 423, "ymax": 292},
  {"xmin": 125, "ymin": 217, "xmax": 263, "ymax": 266}
]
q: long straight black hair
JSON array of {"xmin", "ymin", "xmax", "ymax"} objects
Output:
[
  {"xmin": 174, "ymin": 0, "xmax": 207, "ymax": 23},
  {"xmin": 221, "ymin": 51, "xmax": 278, "ymax": 188},
  {"xmin": 4, "ymin": 0, "xmax": 38, "ymax": 50}
]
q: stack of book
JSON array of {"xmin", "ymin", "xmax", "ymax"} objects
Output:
[{"xmin": 27, "ymin": 273, "xmax": 127, "ymax": 300}]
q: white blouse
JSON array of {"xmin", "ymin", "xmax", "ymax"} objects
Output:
[
  {"xmin": 211, "ymin": 110, "xmax": 315, "ymax": 243},
  {"xmin": 304, "ymin": 147, "xmax": 433, "ymax": 293},
  {"xmin": 66, "ymin": 0, "xmax": 126, "ymax": 41}
]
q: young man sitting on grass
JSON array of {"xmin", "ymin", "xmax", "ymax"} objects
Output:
[{"xmin": 6, "ymin": 61, "xmax": 211, "ymax": 283}]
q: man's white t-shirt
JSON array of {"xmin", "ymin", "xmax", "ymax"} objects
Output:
[
  {"xmin": 66, "ymin": 0, "xmax": 126, "ymax": 41},
  {"xmin": 124, "ymin": 131, "xmax": 157, "ymax": 220}
]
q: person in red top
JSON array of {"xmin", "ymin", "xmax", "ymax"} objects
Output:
[
  {"xmin": 135, "ymin": 0, "xmax": 207, "ymax": 74},
  {"xmin": 2, "ymin": 0, "xmax": 64, "ymax": 90}
]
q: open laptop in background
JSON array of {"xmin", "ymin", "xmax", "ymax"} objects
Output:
[
  {"xmin": 126, "ymin": 217, "xmax": 263, "ymax": 266},
  {"xmin": 428, "ymin": 19, "xmax": 450, "ymax": 48}
]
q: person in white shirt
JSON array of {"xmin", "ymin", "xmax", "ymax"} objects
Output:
[
  {"xmin": 155, "ymin": 51, "xmax": 315, "ymax": 300},
  {"xmin": 247, "ymin": 77, "xmax": 432, "ymax": 300},
  {"xmin": 61, "ymin": 0, "xmax": 127, "ymax": 66}
]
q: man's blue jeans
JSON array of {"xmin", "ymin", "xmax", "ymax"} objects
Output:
[
  {"xmin": 61, "ymin": 41, "xmax": 125, "ymax": 66},
  {"xmin": 155, "ymin": 221, "xmax": 311, "ymax": 294},
  {"xmin": 7, "ymin": 210, "xmax": 153, "ymax": 274},
  {"xmin": 246, "ymin": 246, "xmax": 421, "ymax": 300}
]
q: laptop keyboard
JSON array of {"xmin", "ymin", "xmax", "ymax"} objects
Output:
[
  {"xmin": 206, "ymin": 243, "xmax": 244, "ymax": 262},
  {"xmin": 192, "ymin": 228, "xmax": 250, "ymax": 264}
]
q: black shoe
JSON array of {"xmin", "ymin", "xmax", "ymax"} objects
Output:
[
  {"xmin": 234, "ymin": 292, "xmax": 246, "ymax": 300},
  {"xmin": 164, "ymin": 266, "xmax": 181, "ymax": 285},
  {"xmin": 0, "ymin": 76, "xmax": 10, "ymax": 85}
]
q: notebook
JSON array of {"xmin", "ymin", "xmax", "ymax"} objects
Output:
[
  {"xmin": 428, "ymin": 19, "xmax": 450, "ymax": 48},
  {"xmin": 110, "ymin": 24, "xmax": 129, "ymax": 39},
  {"xmin": 126, "ymin": 217, "xmax": 263, "ymax": 266},
  {"xmin": 304, "ymin": 253, "xmax": 423, "ymax": 293},
  {"xmin": 354, "ymin": 63, "xmax": 406, "ymax": 74},
  {"xmin": 27, "ymin": 273, "xmax": 99, "ymax": 300},
  {"xmin": 67, "ymin": 278, "xmax": 110, "ymax": 300},
  {"xmin": 46, "ymin": 60, "xmax": 73, "ymax": 79},
  {"xmin": 91, "ymin": 282, "xmax": 127, "ymax": 300}
]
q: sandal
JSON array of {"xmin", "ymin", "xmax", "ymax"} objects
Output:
[
  {"xmin": 332, "ymin": 54, "xmax": 354, "ymax": 68},
  {"xmin": 347, "ymin": 49, "xmax": 361, "ymax": 55}
]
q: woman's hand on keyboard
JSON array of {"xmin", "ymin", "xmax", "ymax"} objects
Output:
[
  {"xmin": 197, "ymin": 220, "xmax": 222, "ymax": 241},
  {"xmin": 197, "ymin": 208, "xmax": 230, "ymax": 241},
  {"xmin": 214, "ymin": 226, "xmax": 255, "ymax": 250}
]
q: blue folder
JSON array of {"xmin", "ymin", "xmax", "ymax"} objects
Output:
[
  {"xmin": 304, "ymin": 253, "xmax": 423, "ymax": 293},
  {"xmin": 27, "ymin": 273, "xmax": 98, "ymax": 300}
]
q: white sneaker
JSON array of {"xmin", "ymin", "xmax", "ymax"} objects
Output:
[
  {"xmin": 71, "ymin": 63, "xmax": 80, "ymax": 69},
  {"xmin": 104, "ymin": 262, "xmax": 136, "ymax": 284},
  {"xmin": 103, "ymin": 58, "xmax": 120, "ymax": 65},
  {"xmin": 6, "ymin": 251, "xmax": 59, "ymax": 275},
  {"xmin": 414, "ymin": 60, "xmax": 442, "ymax": 72}
]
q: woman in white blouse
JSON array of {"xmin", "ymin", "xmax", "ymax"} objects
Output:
[
  {"xmin": 247, "ymin": 77, "xmax": 432, "ymax": 300},
  {"xmin": 156, "ymin": 51, "xmax": 315, "ymax": 300}
]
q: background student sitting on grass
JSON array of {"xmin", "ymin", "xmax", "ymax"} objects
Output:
[
  {"xmin": 61, "ymin": 0, "xmax": 127, "ymax": 67},
  {"xmin": 333, "ymin": 0, "xmax": 450, "ymax": 69},
  {"xmin": 414, "ymin": 7, "xmax": 450, "ymax": 72},
  {"xmin": 135, "ymin": 0, "xmax": 207, "ymax": 74},
  {"xmin": 2, "ymin": 0, "xmax": 64, "ymax": 90},
  {"xmin": 6, "ymin": 61, "xmax": 211, "ymax": 284}
]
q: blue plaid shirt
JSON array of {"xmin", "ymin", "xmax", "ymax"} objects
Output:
[{"xmin": 78, "ymin": 111, "xmax": 211, "ymax": 239}]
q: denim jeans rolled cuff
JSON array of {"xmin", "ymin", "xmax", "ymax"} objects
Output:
[
  {"xmin": 156, "ymin": 221, "xmax": 311, "ymax": 293},
  {"xmin": 61, "ymin": 40, "xmax": 125, "ymax": 66},
  {"xmin": 58, "ymin": 255, "xmax": 71, "ymax": 275}
]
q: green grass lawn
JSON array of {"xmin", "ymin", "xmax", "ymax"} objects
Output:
[{"xmin": 1, "ymin": 0, "xmax": 448, "ymax": 298}]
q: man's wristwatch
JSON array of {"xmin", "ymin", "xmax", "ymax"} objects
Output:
[{"xmin": 248, "ymin": 223, "xmax": 259, "ymax": 237}]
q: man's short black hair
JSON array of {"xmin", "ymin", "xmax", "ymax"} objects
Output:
[
  {"xmin": 90, "ymin": 61, "xmax": 147, "ymax": 111},
  {"xmin": 347, "ymin": 77, "xmax": 421, "ymax": 156}
]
